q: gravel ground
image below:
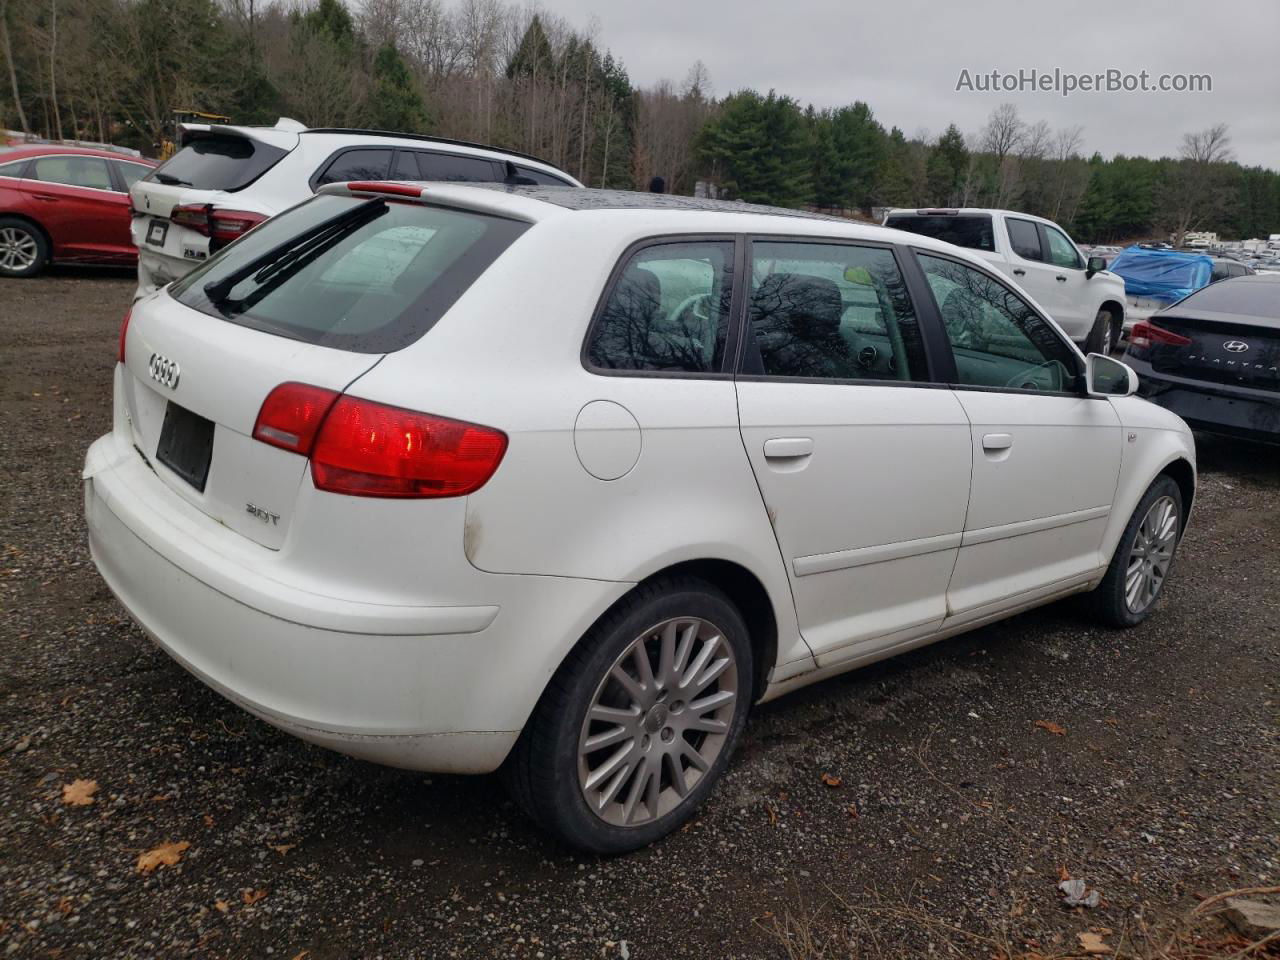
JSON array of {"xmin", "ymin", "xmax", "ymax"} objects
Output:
[{"xmin": 1, "ymin": 268, "xmax": 1277, "ymax": 960}]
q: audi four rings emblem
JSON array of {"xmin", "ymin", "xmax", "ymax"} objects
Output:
[
  {"xmin": 1224, "ymin": 340, "xmax": 1249, "ymax": 353},
  {"xmin": 148, "ymin": 353, "xmax": 180, "ymax": 389}
]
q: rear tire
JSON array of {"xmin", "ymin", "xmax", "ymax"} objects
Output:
[
  {"xmin": 1087, "ymin": 476, "xmax": 1182, "ymax": 628},
  {"xmin": 0, "ymin": 218, "xmax": 49, "ymax": 278},
  {"xmin": 1085, "ymin": 308, "xmax": 1117, "ymax": 356},
  {"xmin": 503, "ymin": 577, "xmax": 753, "ymax": 854}
]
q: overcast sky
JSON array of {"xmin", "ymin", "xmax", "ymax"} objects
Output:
[{"xmin": 540, "ymin": 0, "xmax": 1279, "ymax": 168}]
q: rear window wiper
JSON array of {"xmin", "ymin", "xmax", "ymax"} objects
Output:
[
  {"xmin": 152, "ymin": 172, "xmax": 193, "ymax": 186},
  {"xmin": 203, "ymin": 197, "xmax": 387, "ymax": 307}
]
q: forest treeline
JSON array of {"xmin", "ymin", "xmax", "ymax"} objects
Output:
[{"xmin": 3, "ymin": 0, "xmax": 1277, "ymax": 242}]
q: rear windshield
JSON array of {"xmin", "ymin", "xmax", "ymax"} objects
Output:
[
  {"xmin": 146, "ymin": 135, "xmax": 288, "ymax": 192},
  {"xmin": 885, "ymin": 213, "xmax": 995, "ymax": 253},
  {"xmin": 170, "ymin": 194, "xmax": 529, "ymax": 352},
  {"xmin": 1172, "ymin": 278, "xmax": 1280, "ymax": 319}
]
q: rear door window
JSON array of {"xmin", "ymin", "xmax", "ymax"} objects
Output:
[
  {"xmin": 32, "ymin": 155, "xmax": 113, "ymax": 190},
  {"xmin": 0, "ymin": 158, "xmax": 28, "ymax": 177},
  {"xmin": 314, "ymin": 148, "xmax": 394, "ymax": 187},
  {"xmin": 112, "ymin": 160, "xmax": 150, "ymax": 191},
  {"xmin": 170, "ymin": 194, "xmax": 529, "ymax": 353},
  {"xmin": 415, "ymin": 151, "xmax": 500, "ymax": 182},
  {"xmin": 884, "ymin": 213, "xmax": 995, "ymax": 252},
  {"xmin": 745, "ymin": 241, "xmax": 928, "ymax": 382},
  {"xmin": 1006, "ymin": 218, "xmax": 1043, "ymax": 261},
  {"xmin": 586, "ymin": 241, "xmax": 734, "ymax": 373},
  {"xmin": 148, "ymin": 135, "xmax": 287, "ymax": 191}
]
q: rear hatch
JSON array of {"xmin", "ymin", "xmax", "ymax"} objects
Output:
[
  {"xmin": 130, "ymin": 120, "xmax": 302, "ymax": 269},
  {"xmin": 119, "ymin": 189, "xmax": 530, "ymax": 549}
]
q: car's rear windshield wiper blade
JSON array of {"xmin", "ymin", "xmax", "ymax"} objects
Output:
[
  {"xmin": 152, "ymin": 172, "xmax": 193, "ymax": 186},
  {"xmin": 203, "ymin": 197, "xmax": 387, "ymax": 306}
]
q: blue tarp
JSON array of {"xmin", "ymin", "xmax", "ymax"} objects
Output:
[{"xmin": 1107, "ymin": 246, "xmax": 1213, "ymax": 302}]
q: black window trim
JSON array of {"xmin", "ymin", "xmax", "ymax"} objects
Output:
[
  {"xmin": 580, "ymin": 233, "xmax": 746, "ymax": 381},
  {"xmin": 909, "ymin": 244, "xmax": 1093, "ymax": 400},
  {"xmin": 731, "ymin": 233, "xmax": 950, "ymax": 390}
]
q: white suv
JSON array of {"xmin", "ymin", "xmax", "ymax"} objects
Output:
[
  {"xmin": 86, "ymin": 183, "xmax": 1195, "ymax": 853},
  {"xmin": 128, "ymin": 119, "xmax": 582, "ymax": 298}
]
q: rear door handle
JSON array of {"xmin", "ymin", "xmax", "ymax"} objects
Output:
[
  {"xmin": 763, "ymin": 437, "xmax": 813, "ymax": 459},
  {"xmin": 982, "ymin": 433, "xmax": 1014, "ymax": 452},
  {"xmin": 31, "ymin": 193, "xmax": 59, "ymax": 202},
  {"xmin": 1012, "ymin": 268, "xmax": 1026, "ymax": 277}
]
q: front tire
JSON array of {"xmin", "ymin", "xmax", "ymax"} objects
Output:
[
  {"xmin": 504, "ymin": 577, "xmax": 753, "ymax": 854},
  {"xmin": 1085, "ymin": 308, "xmax": 1118, "ymax": 356},
  {"xmin": 0, "ymin": 218, "xmax": 49, "ymax": 278},
  {"xmin": 1087, "ymin": 476, "xmax": 1182, "ymax": 627}
]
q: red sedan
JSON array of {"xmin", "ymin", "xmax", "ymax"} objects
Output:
[{"xmin": 0, "ymin": 145, "xmax": 154, "ymax": 277}]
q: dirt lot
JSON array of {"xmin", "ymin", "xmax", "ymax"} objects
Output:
[{"xmin": 1, "ymin": 269, "xmax": 1277, "ymax": 960}]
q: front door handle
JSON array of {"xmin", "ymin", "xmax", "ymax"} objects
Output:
[
  {"xmin": 1056, "ymin": 275, "xmax": 1068, "ymax": 282},
  {"xmin": 1013, "ymin": 268, "xmax": 1026, "ymax": 276},
  {"xmin": 982, "ymin": 433, "xmax": 1014, "ymax": 452},
  {"xmin": 763, "ymin": 437, "xmax": 813, "ymax": 459}
]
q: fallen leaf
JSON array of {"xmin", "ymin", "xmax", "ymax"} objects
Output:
[
  {"xmin": 291, "ymin": 953, "xmax": 310, "ymax": 960},
  {"xmin": 268, "ymin": 843, "xmax": 297, "ymax": 856},
  {"xmin": 1078, "ymin": 931, "xmax": 1111, "ymax": 955},
  {"xmin": 820, "ymin": 772, "xmax": 842, "ymax": 788},
  {"xmin": 1058, "ymin": 864, "xmax": 1072, "ymax": 882},
  {"xmin": 214, "ymin": 900, "xmax": 230, "ymax": 913},
  {"xmin": 846, "ymin": 802, "xmax": 859, "ymax": 819},
  {"xmin": 764, "ymin": 802, "xmax": 777, "ymax": 827},
  {"xmin": 61, "ymin": 779, "xmax": 99, "ymax": 806},
  {"xmin": 202, "ymin": 814, "xmax": 215, "ymax": 829},
  {"xmin": 1035, "ymin": 719, "xmax": 1067, "ymax": 736},
  {"xmin": 242, "ymin": 888, "xmax": 268, "ymax": 906},
  {"xmin": 137, "ymin": 840, "xmax": 191, "ymax": 874},
  {"xmin": 57, "ymin": 897, "xmax": 73, "ymax": 915}
]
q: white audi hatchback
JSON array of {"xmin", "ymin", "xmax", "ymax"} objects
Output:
[{"xmin": 85, "ymin": 182, "xmax": 1196, "ymax": 853}]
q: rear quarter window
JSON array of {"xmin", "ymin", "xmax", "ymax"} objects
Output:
[
  {"xmin": 885, "ymin": 214, "xmax": 995, "ymax": 253},
  {"xmin": 148, "ymin": 135, "xmax": 288, "ymax": 192}
]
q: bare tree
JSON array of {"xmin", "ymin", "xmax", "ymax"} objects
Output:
[
  {"xmin": 0, "ymin": 0, "xmax": 31, "ymax": 134},
  {"xmin": 1164, "ymin": 123, "xmax": 1234, "ymax": 247}
]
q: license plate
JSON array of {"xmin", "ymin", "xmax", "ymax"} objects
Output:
[
  {"xmin": 145, "ymin": 218, "xmax": 169, "ymax": 247},
  {"xmin": 156, "ymin": 402, "xmax": 215, "ymax": 492}
]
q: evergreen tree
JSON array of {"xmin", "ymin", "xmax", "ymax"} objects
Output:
[
  {"xmin": 368, "ymin": 43, "xmax": 428, "ymax": 132},
  {"xmin": 697, "ymin": 89, "xmax": 812, "ymax": 207},
  {"xmin": 926, "ymin": 123, "xmax": 968, "ymax": 205}
]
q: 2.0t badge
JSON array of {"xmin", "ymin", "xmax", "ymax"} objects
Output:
[{"xmin": 148, "ymin": 353, "xmax": 180, "ymax": 389}]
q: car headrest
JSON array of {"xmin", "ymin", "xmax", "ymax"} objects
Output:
[
  {"xmin": 754, "ymin": 273, "xmax": 843, "ymax": 339},
  {"xmin": 610, "ymin": 266, "xmax": 661, "ymax": 323}
]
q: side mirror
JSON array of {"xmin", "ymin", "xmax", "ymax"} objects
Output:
[
  {"xmin": 1086, "ymin": 353, "xmax": 1138, "ymax": 397},
  {"xmin": 1086, "ymin": 255, "xmax": 1107, "ymax": 278}
]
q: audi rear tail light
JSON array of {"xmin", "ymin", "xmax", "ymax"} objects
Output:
[
  {"xmin": 251, "ymin": 387, "xmax": 507, "ymax": 498},
  {"xmin": 253, "ymin": 383, "xmax": 341, "ymax": 454},
  {"xmin": 1130, "ymin": 321, "xmax": 1191, "ymax": 350}
]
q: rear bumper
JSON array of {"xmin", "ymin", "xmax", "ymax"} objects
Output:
[
  {"xmin": 84, "ymin": 430, "xmax": 630, "ymax": 772},
  {"xmin": 134, "ymin": 247, "xmax": 192, "ymax": 299},
  {"xmin": 1130, "ymin": 362, "xmax": 1280, "ymax": 443}
]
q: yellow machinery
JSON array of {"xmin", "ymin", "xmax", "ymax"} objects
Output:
[{"xmin": 159, "ymin": 110, "xmax": 231, "ymax": 159}]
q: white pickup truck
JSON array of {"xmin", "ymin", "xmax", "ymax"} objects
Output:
[{"xmin": 884, "ymin": 208, "xmax": 1127, "ymax": 355}]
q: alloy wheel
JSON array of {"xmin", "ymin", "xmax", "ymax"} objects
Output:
[
  {"xmin": 0, "ymin": 227, "xmax": 38, "ymax": 272},
  {"xmin": 577, "ymin": 616, "xmax": 739, "ymax": 827},
  {"xmin": 1125, "ymin": 495, "xmax": 1178, "ymax": 612}
]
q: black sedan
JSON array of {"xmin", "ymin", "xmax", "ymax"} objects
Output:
[{"xmin": 1125, "ymin": 274, "xmax": 1280, "ymax": 444}]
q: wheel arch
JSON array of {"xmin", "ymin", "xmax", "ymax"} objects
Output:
[
  {"xmin": 0, "ymin": 211, "xmax": 52, "ymax": 254},
  {"xmin": 1099, "ymin": 298, "xmax": 1125, "ymax": 325},
  {"xmin": 1158, "ymin": 456, "xmax": 1196, "ymax": 535}
]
